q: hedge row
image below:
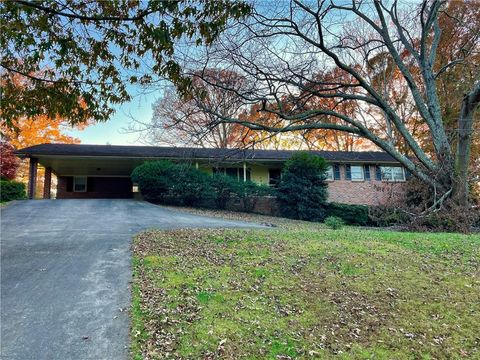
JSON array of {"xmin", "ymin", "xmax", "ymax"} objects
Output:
[
  {"xmin": 326, "ymin": 202, "xmax": 369, "ymax": 226},
  {"xmin": 1, "ymin": 179, "xmax": 26, "ymax": 202},
  {"xmin": 132, "ymin": 158, "xmax": 371, "ymax": 226},
  {"xmin": 131, "ymin": 161, "xmax": 271, "ymax": 211}
]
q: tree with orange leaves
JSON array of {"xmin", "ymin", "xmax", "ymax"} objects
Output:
[
  {"xmin": 3, "ymin": 115, "xmax": 85, "ymax": 150},
  {"xmin": 1, "ymin": 115, "xmax": 87, "ymax": 184}
]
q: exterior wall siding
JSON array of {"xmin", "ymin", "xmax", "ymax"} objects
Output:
[
  {"xmin": 250, "ymin": 165, "xmax": 270, "ymax": 185},
  {"xmin": 57, "ymin": 176, "xmax": 133, "ymax": 199}
]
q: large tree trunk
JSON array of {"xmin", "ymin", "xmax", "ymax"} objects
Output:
[{"xmin": 455, "ymin": 83, "xmax": 480, "ymax": 206}]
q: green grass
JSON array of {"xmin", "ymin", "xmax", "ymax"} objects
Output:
[{"xmin": 131, "ymin": 226, "xmax": 480, "ymax": 359}]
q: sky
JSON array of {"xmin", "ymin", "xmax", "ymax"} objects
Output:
[{"xmin": 67, "ymin": 88, "xmax": 158, "ymax": 145}]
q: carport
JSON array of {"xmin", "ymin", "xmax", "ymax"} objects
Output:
[{"xmin": 19, "ymin": 153, "xmax": 144, "ymax": 199}]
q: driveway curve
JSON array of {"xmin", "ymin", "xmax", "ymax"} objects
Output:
[{"xmin": 0, "ymin": 199, "xmax": 262, "ymax": 360}]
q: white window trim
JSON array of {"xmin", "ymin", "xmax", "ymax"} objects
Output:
[
  {"xmin": 380, "ymin": 166, "xmax": 406, "ymax": 182},
  {"xmin": 73, "ymin": 176, "xmax": 87, "ymax": 192},
  {"xmin": 350, "ymin": 165, "xmax": 364, "ymax": 181},
  {"xmin": 325, "ymin": 165, "xmax": 334, "ymax": 181}
]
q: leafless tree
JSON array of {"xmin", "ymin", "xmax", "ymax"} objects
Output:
[
  {"xmin": 131, "ymin": 69, "xmax": 252, "ymax": 148},
  {"xmin": 175, "ymin": 0, "xmax": 479, "ymax": 207}
]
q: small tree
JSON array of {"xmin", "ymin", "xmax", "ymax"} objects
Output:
[
  {"xmin": 0, "ymin": 142, "xmax": 19, "ymax": 180},
  {"xmin": 277, "ymin": 153, "xmax": 329, "ymax": 221}
]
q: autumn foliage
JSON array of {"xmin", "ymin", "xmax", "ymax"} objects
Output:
[{"xmin": 0, "ymin": 142, "xmax": 19, "ymax": 180}]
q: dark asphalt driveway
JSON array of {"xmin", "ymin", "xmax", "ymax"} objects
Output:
[{"xmin": 0, "ymin": 199, "xmax": 261, "ymax": 360}]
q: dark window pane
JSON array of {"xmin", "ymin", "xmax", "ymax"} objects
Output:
[
  {"xmin": 345, "ymin": 164, "xmax": 352, "ymax": 180},
  {"xmin": 333, "ymin": 164, "xmax": 341, "ymax": 180},
  {"xmin": 364, "ymin": 165, "xmax": 371, "ymax": 180},
  {"xmin": 66, "ymin": 177, "xmax": 73, "ymax": 192},
  {"xmin": 226, "ymin": 168, "xmax": 238, "ymax": 179},
  {"xmin": 269, "ymin": 168, "xmax": 282, "ymax": 187}
]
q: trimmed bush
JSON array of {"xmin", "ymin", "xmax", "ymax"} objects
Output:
[
  {"xmin": 235, "ymin": 181, "xmax": 272, "ymax": 212},
  {"xmin": 168, "ymin": 164, "xmax": 213, "ymax": 206},
  {"xmin": 0, "ymin": 179, "xmax": 26, "ymax": 202},
  {"xmin": 276, "ymin": 152, "xmax": 329, "ymax": 221},
  {"xmin": 131, "ymin": 161, "xmax": 212, "ymax": 206},
  {"xmin": 209, "ymin": 173, "xmax": 240, "ymax": 209},
  {"xmin": 132, "ymin": 161, "xmax": 271, "ymax": 211},
  {"xmin": 324, "ymin": 216, "xmax": 344, "ymax": 229},
  {"xmin": 131, "ymin": 161, "xmax": 175, "ymax": 203},
  {"xmin": 326, "ymin": 202, "xmax": 369, "ymax": 226}
]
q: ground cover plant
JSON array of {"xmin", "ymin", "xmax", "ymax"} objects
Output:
[{"xmin": 131, "ymin": 224, "xmax": 480, "ymax": 359}]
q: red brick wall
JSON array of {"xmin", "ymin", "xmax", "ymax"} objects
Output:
[
  {"xmin": 326, "ymin": 165, "xmax": 405, "ymax": 205},
  {"xmin": 57, "ymin": 176, "xmax": 133, "ymax": 199}
]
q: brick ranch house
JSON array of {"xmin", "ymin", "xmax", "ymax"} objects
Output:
[{"xmin": 16, "ymin": 143, "xmax": 408, "ymax": 206}]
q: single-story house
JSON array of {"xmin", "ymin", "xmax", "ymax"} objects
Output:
[{"xmin": 15, "ymin": 143, "xmax": 408, "ymax": 205}]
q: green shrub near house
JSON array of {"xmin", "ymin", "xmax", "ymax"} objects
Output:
[
  {"xmin": 131, "ymin": 160, "xmax": 173, "ymax": 203},
  {"xmin": 0, "ymin": 179, "xmax": 26, "ymax": 202},
  {"xmin": 209, "ymin": 173, "xmax": 240, "ymax": 209},
  {"xmin": 276, "ymin": 152, "xmax": 329, "ymax": 221},
  {"xmin": 132, "ymin": 158, "xmax": 372, "ymax": 224},
  {"xmin": 132, "ymin": 161, "xmax": 271, "ymax": 210},
  {"xmin": 235, "ymin": 180, "xmax": 272, "ymax": 212},
  {"xmin": 326, "ymin": 202, "xmax": 369, "ymax": 226},
  {"xmin": 131, "ymin": 161, "xmax": 212, "ymax": 206},
  {"xmin": 166, "ymin": 164, "xmax": 213, "ymax": 206},
  {"xmin": 324, "ymin": 215, "xmax": 345, "ymax": 229}
]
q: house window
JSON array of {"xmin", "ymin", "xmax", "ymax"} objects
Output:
[
  {"xmin": 225, "ymin": 168, "xmax": 238, "ymax": 179},
  {"xmin": 380, "ymin": 166, "xmax": 405, "ymax": 181},
  {"xmin": 325, "ymin": 166, "xmax": 334, "ymax": 181},
  {"xmin": 213, "ymin": 167, "xmax": 251, "ymax": 181},
  {"xmin": 73, "ymin": 176, "xmax": 87, "ymax": 192},
  {"xmin": 350, "ymin": 165, "xmax": 364, "ymax": 181},
  {"xmin": 268, "ymin": 168, "xmax": 282, "ymax": 187}
]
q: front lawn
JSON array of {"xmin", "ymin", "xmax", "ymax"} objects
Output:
[{"xmin": 131, "ymin": 225, "xmax": 479, "ymax": 359}]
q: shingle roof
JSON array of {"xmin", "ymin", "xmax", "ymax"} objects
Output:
[{"xmin": 15, "ymin": 143, "xmax": 399, "ymax": 163}]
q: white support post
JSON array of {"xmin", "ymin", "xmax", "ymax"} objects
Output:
[
  {"xmin": 195, "ymin": 161, "xmax": 199, "ymax": 170},
  {"xmin": 243, "ymin": 162, "xmax": 247, "ymax": 182}
]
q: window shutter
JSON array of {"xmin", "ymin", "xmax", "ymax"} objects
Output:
[
  {"xmin": 66, "ymin": 177, "xmax": 73, "ymax": 192},
  {"xmin": 333, "ymin": 164, "xmax": 341, "ymax": 180},
  {"xmin": 375, "ymin": 166, "xmax": 382, "ymax": 181},
  {"xmin": 345, "ymin": 164, "xmax": 351, "ymax": 180},
  {"xmin": 404, "ymin": 168, "xmax": 412, "ymax": 180},
  {"xmin": 364, "ymin": 165, "xmax": 371, "ymax": 180},
  {"xmin": 87, "ymin": 177, "xmax": 94, "ymax": 192}
]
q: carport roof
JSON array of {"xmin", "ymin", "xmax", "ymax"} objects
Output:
[{"xmin": 16, "ymin": 143, "xmax": 399, "ymax": 163}]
